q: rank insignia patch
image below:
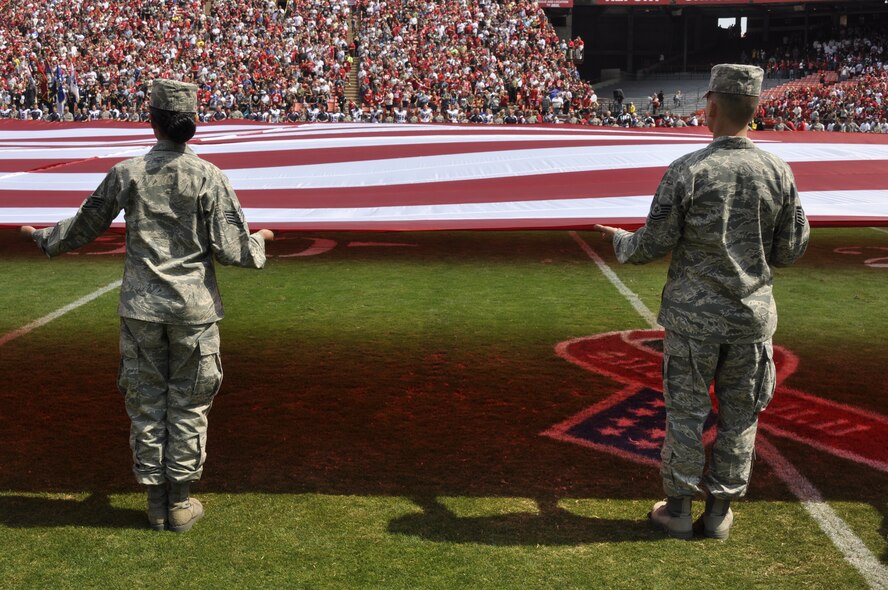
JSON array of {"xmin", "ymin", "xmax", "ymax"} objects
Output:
[{"xmin": 224, "ymin": 209, "xmax": 245, "ymax": 227}]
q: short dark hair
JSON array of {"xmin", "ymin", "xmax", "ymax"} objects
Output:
[
  {"xmin": 710, "ymin": 92, "xmax": 758, "ymax": 127},
  {"xmin": 149, "ymin": 106, "xmax": 196, "ymax": 143}
]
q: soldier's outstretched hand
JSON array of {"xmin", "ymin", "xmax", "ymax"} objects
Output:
[
  {"xmin": 257, "ymin": 229, "xmax": 275, "ymax": 241},
  {"xmin": 19, "ymin": 226, "xmax": 36, "ymax": 239},
  {"xmin": 593, "ymin": 224, "xmax": 620, "ymax": 242}
]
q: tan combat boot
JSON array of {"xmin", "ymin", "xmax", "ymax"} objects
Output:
[
  {"xmin": 695, "ymin": 496, "xmax": 733, "ymax": 540},
  {"xmin": 167, "ymin": 482, "xmax": 204, "ymax": 533},
  {"xmin": 649, "ymin": 496, "xmax": 693, "ymax": 540},
  {"xmin": 146, "ymin": 483, "xmax": 168, "ymax": 531}
]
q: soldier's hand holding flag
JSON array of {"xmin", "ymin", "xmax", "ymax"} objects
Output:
[{"xmin": 593, "ymin": 224, "xmax": 620, "ymax": 243}]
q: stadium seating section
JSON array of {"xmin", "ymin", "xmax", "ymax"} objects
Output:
[{"xmin": 1, "ymin": 1, "xmax": 885, "ymax": 130}]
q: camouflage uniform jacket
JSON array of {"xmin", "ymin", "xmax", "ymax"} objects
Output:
[
  {"xmin": 33, "ymin": 140, "xmax": 266, "ymax": 324},
  {"xmin": 613, "ymin": 135, "xmax": 810, "ymax": 343}
]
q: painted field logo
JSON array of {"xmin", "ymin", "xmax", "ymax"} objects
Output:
[{"xmin": 542, "ymin": 329, "xmax": 888, "ymax": 473}]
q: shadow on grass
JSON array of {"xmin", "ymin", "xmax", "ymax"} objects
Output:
[
  {"xmin": 388, "ymin": 496, "xmax": 657, "ymax": 545},
  {"xmin": 0, "ymin": 493, "xmax": 144, "ymax": 529}
]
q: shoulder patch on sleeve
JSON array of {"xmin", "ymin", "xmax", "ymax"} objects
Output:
[
  {"xmin": 794, "ymin": 206, "xmax": 806, "ymax": 226},
  {"xmin": 649, "ymin": 202, "xmax": 672, "ymax": 222},
  {"xmin": 224, "ymin": 209, "xmax": 245, "ymax": 228},
  {"xmin": 82, "ymin": 196, "xmax": 106, "ymax": 210}
]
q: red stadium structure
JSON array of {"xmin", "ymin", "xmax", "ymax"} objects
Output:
[{"xmin": 2, "ymin": 121, "xmax": 887, "ymax": 231}]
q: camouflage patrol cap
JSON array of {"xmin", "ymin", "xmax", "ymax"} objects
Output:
[
  {"xmin": 705, "ymin": 64, "xmax": 763, "ymax": 97},
  {"xmin": 150, "ymin": 79, "xmax": 198, "ymax": 112}
]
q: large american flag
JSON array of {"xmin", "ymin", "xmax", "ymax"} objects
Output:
[{"xmin": 2, "ymin": 120, "xmax": 887, "ymax": 231}]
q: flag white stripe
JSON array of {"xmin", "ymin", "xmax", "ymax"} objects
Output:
[
  {"xmin": 0, "ymin": 123, "xmax": 274, "ymax": 141},
  {"xmin": 0, "ymin": 133, "xmax": 711, "ymax": 160},
  {"xmin": 3, "ymin": 191, "xmax": 886, "ymax": 225},
  {"xmin": 4, "ymin": 143, "xmax": 888, "ymax": 193},
  {"xmin": 0, "ymin": 145, "xmax": 707, "ymax": 191}
]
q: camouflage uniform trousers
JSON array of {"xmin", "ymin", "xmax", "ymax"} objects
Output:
[
  {"xmin": 117, "ymin": 318, "xmax": 223, "ymax": 485},
  {"xmin": 660, "ymin": 331, "xmax": 776, "ymax": 499}
]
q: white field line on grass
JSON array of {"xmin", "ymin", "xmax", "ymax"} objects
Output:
[
  {"xmin": 871, "ymin": 227, "xmax": 888, "ymax": 235},
  {"xmin": 569, "ymin": 230, "xmax": 888, "ymax": 590},
  {"xmin": 0, "ymin": 280, "xmax": 122, "ymax": 348},
  {"xmin": 568, "ymin": 231, "xmax": 659, "ymax": 328},
  {"xmin": 756, "ymin": 436, "xmax": 888, "ymax": 589}
]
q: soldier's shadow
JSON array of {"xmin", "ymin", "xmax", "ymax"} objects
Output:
[
  {"xmin": 388, "ymin": 495, "xmax": 658, "ymax": 545},
  {"xmin": 0, "ymin": 493, "xmax": 144, "ymax": 529}
]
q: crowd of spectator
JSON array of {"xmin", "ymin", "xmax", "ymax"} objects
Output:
[
  {"xmin": 0, "ymin": 0, "xmax": 627, "ymax": 126},
  {"xmin": 0, "ymin": 0, "xmax": 609, "ymax": 125},
  {"xmin": 743, "ymin": 26, "xmax": 888, "ymax": 132},
  {"xmin": 1, "ymin": 0, "xmax": 356, "ymax": 123},
  {"xmin": 351, "ymin": 0, "xmax": 595, "ymax": 124},
  {"xmin": 754, "ymin": 73, "xmax": 888, "ymax": 132},
  {"xmin": 1, "ymin": 2, "xmax": 887, "ymax": 131},
  {"xmin": 745, "ymin": 26, "xmax": 886, "ymax": 82}
]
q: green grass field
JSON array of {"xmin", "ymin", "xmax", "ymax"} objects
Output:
[{"xmin": 1, "ymin": 226, "xmax": 886, "ymax": 589}]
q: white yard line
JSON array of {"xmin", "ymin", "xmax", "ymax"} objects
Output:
[
  {"xmin": 568, "ymin": 231, "xmax": 660, "ymax": 328},
  {"xmin": 756, "ymin": 436, "xmax": 888, "ymax": 589},
  {"xmin": 871, "ymin": 227, "xmax": 888, "ymax": 235},
  {"xmin": 569, "ymin": 230, "xmax": 888, "ymax": 590},
  {"xmin": 0, "ymin": 280, "xmax": 121, "ymax": 348}
]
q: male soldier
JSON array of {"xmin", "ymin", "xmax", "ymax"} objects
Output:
[
  {"xmin": 21, "ymin": 79, "xmax": 274, "ymax": 532},
  {"xmin": 594, "ymin": 64, "xmax": 810, "ymax": 540}
]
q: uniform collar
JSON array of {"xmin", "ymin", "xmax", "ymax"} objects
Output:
[
  {"xmin": 710, "ymin": 135, "xmax": 755, "ymax": 149},
  {"xmin": 150, "ymin": 140, "xmax": 194, "ymax": 154}
]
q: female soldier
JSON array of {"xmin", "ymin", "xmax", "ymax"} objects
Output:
[{"xmin": 22, "ymin": 79, "xmax": 274, "ymax": 532}]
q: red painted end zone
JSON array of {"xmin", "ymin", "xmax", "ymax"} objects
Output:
[{"xmin": 549, "ymin": 330, "xmax": 888, "ymax": 473}]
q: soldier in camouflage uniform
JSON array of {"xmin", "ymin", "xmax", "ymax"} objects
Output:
[
  {"xmin": 594, "ymin": 64, "xmax": 810, "ymax": 540},
  {"xmin": 22, "ymin": 79, "xmax": 274, "ymax": 533}
]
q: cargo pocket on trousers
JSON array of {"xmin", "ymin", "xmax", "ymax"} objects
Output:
[
  {"xmin": 181, "ymin": 432, "xmax": 208, "ymax": 473},
  {"xmin": 191, "ymin": 332, "xmax": 223, "ymax": 405},
  {"xmin": 133, "ymin": 437, "xmax": 162, "ymax": 472},
  {"xmin": 753, "ymin": 341, "xmax": 776, "ymax": 414},
  {"xmin": 662, "ymin": 331, "xmax": 690, "ymax": 401},
  {"xmin": 118, "ymin": 335, "xmax": 140, "ymax": 397}
]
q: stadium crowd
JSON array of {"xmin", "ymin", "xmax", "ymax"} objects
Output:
[
  {"xmin": 745, "ymin": 26, "xmax": 888, "ymax": 131},
  {"xmin": 0, "ymin": 1, "xmax": 886, "ymax": 131},
  {"xmin": 755, "ymin": 73, "xmax": 888, "ymax": 132},
  {"xmin": 1, "ymin": 0, "xmax": 356, "ymax": 123},
  {"xmin": 353, "ymin": 0, "xmax": 593, "ymax": 124},
  {"xmin": 746, "ymin": 26, "xmax": 886, "ymax": 81}
]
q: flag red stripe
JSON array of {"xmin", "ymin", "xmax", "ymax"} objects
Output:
[
  {"xmin": 1, "ymin": 160, "xmax": 884, "ymax": 208},
  {"xmin": 792, "ymin": 160, "xmax": 888, "ymax": 192},
  {"xmin": 1, "ymin": 216, "xmax": 884, "ymax": 232},
  {"xmin": 1, "ymin": 168, "xmax": 659, "ymax": 208}
]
